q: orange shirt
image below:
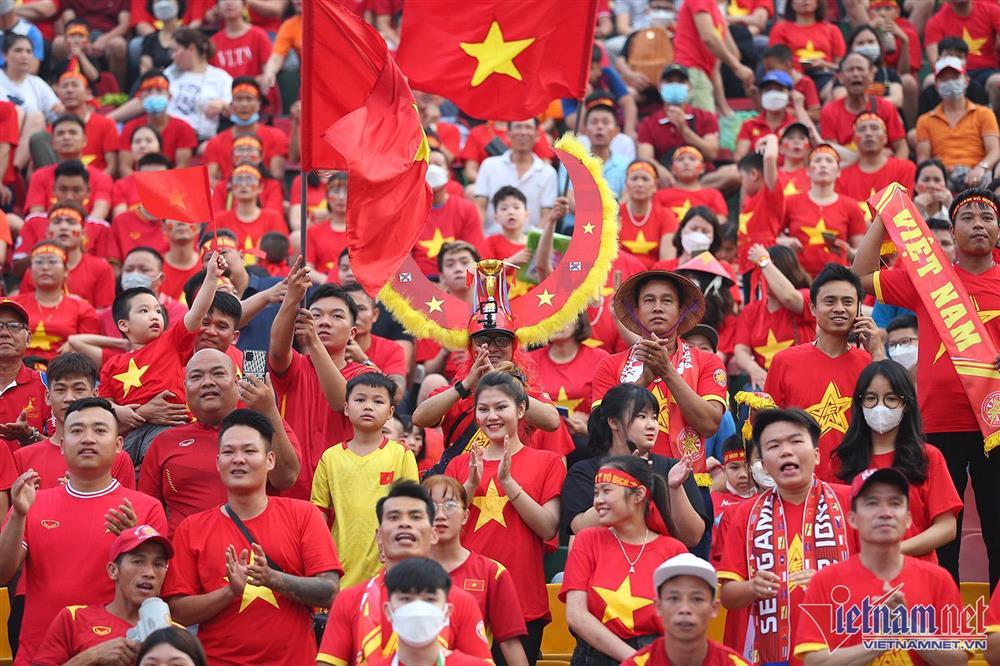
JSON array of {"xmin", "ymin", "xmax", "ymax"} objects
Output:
[
  {"xmin": 915, "ymin": 100, "xmax": 1000, "ymax": 170},
  {"xmin": 273, "ymin": 15, "xmax": 303, "ymax": 58}
]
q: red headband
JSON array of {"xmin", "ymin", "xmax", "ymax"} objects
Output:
[
  {"xmin": 808, "ymin": 144, "xmax": 841, "ymax": 164},
  {"xmin": 232, "ymin": 83, "xmax": 260, "ymax": 99},
  {"xmin": 723, "ymin": 448, "xmax": 746, "ymax": 464},
  {"xmin": 595, "ymin": 467, "xmax": 671, "ymax": 535},
  {"xmin": 65, "ymin": 24, "xmax": 89, "ymax": 37},
  {"xmin": 854, "ymin": 111, "xmax": 886, "ymax": 130},
  {"xmin": 627, "ymin": 162, "xmax": 658, "ymax": 179},
  {"xmin": 139, "ymin": 77, "xmax": 169, "ymax": 94},
  {"xmin": 31, "ymin": 243, "xmax": 67, "ymax": 263},
  {"xmin": 232, "ymin": 135, "xmax": 263, "ymax": 151},
  {"xmin": 59, "ymin": 70, "xmax": 88, "ymax": 86},
  {"xmin": 232, "ymin": 164, "xmax": 262, "ymax": 180},
  {"xmin": 673, "ymin": 146, "xmax": 704, "ymax": 163},
  {"xmin": 201, "ymin": 235, "xmax": 239, "ymax": 255},
  {"xmin": 49, "ymin": 207, "xmax": 83, "ymax": 224},
  {"xmin": 956, "ymin": 195, "xmax": 1000, "ymax": 219}
]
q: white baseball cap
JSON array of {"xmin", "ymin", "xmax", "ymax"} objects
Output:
[
  {"xmin": 934, "ymin": 56, "xmax": 966, "ymax": 78},
  {"xmin": 653, "ymin": 553, "xmax": 718, "ymax": 592},
  {"xmin": 425, "ymin": 164, "xmax": 449, "ymax": 190}
]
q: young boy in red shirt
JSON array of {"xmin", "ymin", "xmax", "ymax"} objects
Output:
[
  {"xmin": 735, "ymin": 135, "xmax": 784, "ymax": 288},
  {"xmin": 478, "ymin": 186, "xmax": 530, "ymax": 267},
  {"xmin": 654, "ymin": 146, "xmax": 728, "ymax": 220}
]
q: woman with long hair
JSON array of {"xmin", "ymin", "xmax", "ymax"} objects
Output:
[
  {"xmin": 912, "ymin": 159, "xmax": 953, "ymax": 224},
  {"xmin": 733, "ymin": 244, "xmax": 815, "ymax": 389},
  {"xmin": 444, "ymin": 371, "xmax": 566, "ymax": 666},
  {"xmin": 652, "ymin": 207, "xmax": 724, "ymax": 272},
  {"xmin": 165, "ymin": 28, "xmax": 232, "ymax": 141},
  {"xmin": 561, "ymin": 384, "xmax": 708, "ymax": 549},
  {"xmin": 833, "ymin": 360, "xmax": 962, "ymax": 560},
  {"xmin": 561, "ymin": 455, "xmax": 688, "ymax": 665}
]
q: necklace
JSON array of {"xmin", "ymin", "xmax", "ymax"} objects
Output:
[
  {"xmin": 612, "ymin": 527, "xmax": 650, "ymax": 574},
  {"xmin": 625, "ymin": 202, "xmax": 652, "ymax": 228}
]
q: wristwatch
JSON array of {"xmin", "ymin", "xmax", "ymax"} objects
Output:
[{"xmin": 756, "ymin": 256, "xmax": 771, "ymax": 269}]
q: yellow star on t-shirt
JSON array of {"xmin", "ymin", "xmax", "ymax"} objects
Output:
[
  {"xmin": 963, "ymin": 27, "xmax": 986, "ymax": 56},
  {"xmin": 419, "ymin": 228, "xmax": 455, "ymax": 259},
  {"xmin": 753, "ymin": 330, "xmax": 793, "ymax": 370},
  {"xmin": 555, "ymin": 387, "xmax": 583, "ymax": 416},
  {"xmin": 425, "ymin": 296, "xmax": 444, "ymax": 313},
  {"xmin": 727, "ymin": 0, "xmax": 749, "ymax": 17},
  {"xmin": 537, "ymin": 289, "xmax": 555, "ymax": 306},
  {"xmin": 801, "ymin": 217, "xmax": 835, "ymax": 246},
  {"xmin": 29, "ymin": 322, "xmax": 61, "ymax": 351},
  {"xmin": 622, "ymin": 230, "xmax": 659, "ymax": 256},
  {"xmin": 594, "ymin": 576, "xmax": 654, "ymax": 632},
  {"xmin": 460, "ymin": 21, "xmax": 536, "ymax": 87},
  {"xmin": 806, "ymin": 382, "xmax": 853, "ymax": 436},
  {"xmin": 795, "ymin": 40, "xmax": 826, "ymax": 63},
  {"xmin": 783, "ymin": 179, "xmax": 801, "ymax": 196},
  {"xmin": 738, "ymin": 211, "xmax": 753, "ymax": 235},
  {"xmin": 232, "ymin": 552, "xmax": 280, "ymax": 612},
  {"xmin": 670, "ymin": 199, "xmax": 693, "ymax": 220},
  {"xmin": 81, "ymin": 154, "xmax": 97, "ymax": 166},
  {"xmin": 112, "ymin": 358, "xmax": 149, "ymax": 398},
  {"xmin": 582, "ymin": 337, "xmax": 604, "ymax": 348},
  {"xmin": 472, "ymin": 479, "xmax": 509, "ymax": 530}
]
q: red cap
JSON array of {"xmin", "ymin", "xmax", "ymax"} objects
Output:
[
  {"xmin": 849, "ymin": 467, "xmax": 909, "ymax": 505},
  {"xmin": 109, "ymin": 524, "xmax": 174, "ymax": 562},
  {"xmin": 0, "ymin": 298, "xmax": 29, "ymax": 326}
]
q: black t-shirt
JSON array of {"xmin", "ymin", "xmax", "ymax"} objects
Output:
[
  {"xmin": 141, "ymin": 32, "xmax": 175, "ymax": 72},
  {"xmin": 918, "ymin": 79, "xmax": 989, "ymax": 116},
  {"xmin": 560, "ymin": 454, "xmax": 710, "ymax": 539}
]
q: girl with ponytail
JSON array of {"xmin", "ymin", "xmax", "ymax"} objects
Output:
[{"xmin": 560, "ymin": 455, "xmax": 688, "ymax": 666}]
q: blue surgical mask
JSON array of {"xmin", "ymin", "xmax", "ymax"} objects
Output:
[
  {"xmin": 659, "ymin": 82, "xmax": 688, "ymax": 105},
  {"xmin": 142, "ymin": 94, "xmax": 168, "ymax": 115},
  {"xmin": 229, "ymin": 113, "xmax": 260, "ymax": 127}
]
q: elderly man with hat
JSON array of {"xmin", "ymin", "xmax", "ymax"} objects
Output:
[
  {"xmin": 0, "ymin": 298, "xmax": 50, "ymax": 450},
  {"xmin": 33, "ymin": 524, "xmax": 174, "ymax": 666}
]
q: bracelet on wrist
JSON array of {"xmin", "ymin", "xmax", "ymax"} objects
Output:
[
  {"xmin": 453, "ymin": 381, "xmax": 471, "ymax": 399},
  {"xmin": 756, "ymin": 256, "xmax": 771, "ymax": 269}
]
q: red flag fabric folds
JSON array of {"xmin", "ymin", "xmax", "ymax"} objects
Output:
[
  {"xmin": 395, "ymin": 0, "xmax": 597, "ymax": 121},
  {"xmin": 134, "ymin": 166, "xmax": 214, "ymax": 224}
]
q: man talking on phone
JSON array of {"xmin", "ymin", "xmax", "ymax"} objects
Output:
[
  {"xmin": 138, "ymin": 348, "xmax": 302, "ymax": 534},
  {"xmin": 764, "ymin": 264, "xmax": 884, "ymax": 481}
]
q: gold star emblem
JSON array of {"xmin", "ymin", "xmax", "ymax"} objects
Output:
[
  {"xmin": 783, "ymin": 179, "xmax": 801, "ymax": 196},
  {"xmin": 555, "ymin": 387, "xmax": 583, "ymax": 416},
  {"xmin": 753, "ymin": 330, "xmax": 793, "ymax": 370},
  {"xmin": 472, "ymin": 479, "xmax": 509, "ymax": 530},
  {"xmin": 727, "ymin": 0, "xmax": 749, "ymax": 16},
  {"xmin": 787, "ymin": 533, "xmax": 804, "ymax": 589},
  {"xmin": 738, "ymin": 211, "xmax": 752, "ymax": 235},
  {"xmin": 594, "ymin": 576, "xmax": 654, "ymax": 632},
  {"xmin": 633, "ymin": 654, "xmax": 651, "ymax": 666},
  {"xmin": 112, "ymin": 358, "xmax": 149, "ymax": 397},
  {"xmin": 795, "ymin": 40, "xmax": 826, "ymax": 62},
  {"xmin": 806, "ymin": 382, "xmax": 853, "ymax": 436},
  {"xmin": 670, "ymin": 199, "xmax": 692, "ymax": 220},
  {"xmin": 536, "ymin": 289, "xmax": 555, "ymax": 306},
  {"xmin": 168, "ymin": 190, "xmax": 187, "ymax": 211},
  {"xmin": 425, "ymin": 296, "xmax": 444, "ymax": 313},
  {"xmin": 622, "ymin": 230, "xmax": 659, "ymax": 256},
  {"xmin": 801, "ymin": 217, "xmax": 834, "ymax": 246},
  {"xmin": 81, "ymin": 154, "xmax": 96, "ymax": 166},
  {"xmin": 963, "ymin": 27, "xmax": 986, "ymax": 56},
  {"xmin": 412, "ymin": 104, "xmax": 430, "ymax": 163},
  {"xmin": 230, "ymin": 552, "xmax": 280, "ymax": 612},
  {"xmin": 29, "ymin": 322, "xmax": 61, "ymax": 352},
  {"xmin": 418, "ymin": 228, "xmax": 455, "ymax": 259},
  {"xmin": 460, "ymin": 21, "xmax": 536, "ymax": 87},
  {"xmin": 582, "ymin": 222, "xmax": 595, "ymax": 234}
]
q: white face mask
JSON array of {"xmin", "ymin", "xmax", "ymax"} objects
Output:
[
  {"xmin": 760, "ymin": 90, "xmax": 789, "ymax": 112},
  {"xmin": 853, "ymin": 44, "xmax": 881, "ymax": 62},
  {"xmin": 390, "ymin": 601, "xmax": 447, "ymax": 647},
  {"xmin": 121, "ymin": 271, "xmax": 154, "ymax": 291},
  {"xmin": 863, "ymin": 405, "xmax": 905, "ymax": 434},
  {"xmin": 888, "ymin": 344, "xmax": 918, "ymax": 370},
  {"xmin": 681, "ymin": 230, "xmax": 711, "ymax": 255},
  {"xmin": 750, "ymin": 460, "xmax": 775, "ymax": 489}
]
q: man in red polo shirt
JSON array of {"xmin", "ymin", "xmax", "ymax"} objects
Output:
[
  {"xmin": 52, "ymin": 71, "xmax": 118, "ymax": 175},
  {"xmin": 837, "ymin": 112, "xmax": 916, "ymax": 207},
  {"xmin": 25, "ymin": 118, "xmax": 113, "ymax": 219},
  {"xmin": 734, "ymin": 70, "xmax": 800, "ymax": 160},
  {"xmin": 203, "ymin": 77, "xmax": 288, "ymax": 182},
  {"xmin": 0, "ymin": 299, "xmax": 49, "ymax": 456},
  {"xmin": 637, "ymin": 65, "xmax": 720, "ymax": 175},
  {"xmin": 926, "ymin": 0, "xmax": 1000, "ymax": 112}
]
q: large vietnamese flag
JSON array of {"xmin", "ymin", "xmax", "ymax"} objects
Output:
[
  {"xmin": 301, "ymin": 0, "xmax": 430, "ymax": 295},
  {"xmin": 395, "ymin": 0, "xmax": 598, "ymax": 121}
]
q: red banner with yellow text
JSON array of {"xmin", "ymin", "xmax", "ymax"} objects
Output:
[{"xmin": 869, "ymin": 184, "xmax": 1000, "ymax": 454}]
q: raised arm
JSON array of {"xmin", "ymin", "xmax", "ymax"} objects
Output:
[{"xmin": 184, "ymin": 252, "xmax": 227, "ymax": 332}]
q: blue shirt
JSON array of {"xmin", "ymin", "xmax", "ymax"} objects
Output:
[
  {"xmin": 872, "ymin": 301, "xmax": 915, "ymax": 329},
  {"xmin": 557, "ymin": 152, "xmax": 628, "ymax": 230},
  {"xmin": 704, "ymin": 410, "xmax": 737, "ymax": 463},
  {"xmin": 235, "ymin": 273, "xmax": 283, "ymax": 353},
  {"xmin": 0, "ymin": 21, "xmax": 45, "ymax": 67},
  {"xmin": 560, "ymin": 67, "xmax": 630, "ymax": 116}
]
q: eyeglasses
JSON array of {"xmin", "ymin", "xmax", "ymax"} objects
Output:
[
  {"xmin": 471, "ymin": 334, "xmax": 512, "ymax": 348},
  {"xmin": 433, "ymin": 501, "xmax": 462, "ymax": 515},
  {"xmin": 0, "ymin": 321, "xmax": 28, "ymax": 333},
  {"xmin": 860, "ymin": 392, "xmax": 904, "ymax": 409},
  {"xmin": 887, "ymin": 337, "xmax": 916, "ymax": 349}
]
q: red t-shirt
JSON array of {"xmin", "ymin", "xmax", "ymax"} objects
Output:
[
  {"xmin": 289, "ymin": 173, "xmax": 326, "ymax": 209},
  {"xmin": 203, "ymin": 125, "xmax": 289, "ymax": 179},
  {"xmin": 732, "ymin": 290, "xmax": 816, "ymax": 369},
  {"xmin": 618, "ymin": 202, "xmax": 678, "ymax": 268},
  {"xmin": 318, "ymin": 571, "xmax": 491, "ymax": 666},
  {"xmin": 449, "ymin": 550, "xmax": 527, "ymax": 642},
  {"xmin": 591, "ymin": 342, "xmax": 728, "ymax": 480},
  {"xmin": 0, "ymin": 101, "xmax": 18, "ymax": 185},
  {"xmin": 0, "ymin": 443, "xmax": 19, "ymax": 491},
  {"xmin": 12, "ymin": 482, "xmax": 167, "ymax": 666},
  {"xmin": 306, "ymin": 222, "xmax": 347, "ymax": 273},
  {"xmin": 819, "ymin": 96, "xmax": 905, "ymax": 149},
  {"xmin": 883, "ymin": 17, "xmax": 922, "ymax": 73},
  {"xmin": 673, "ymin": 0, "xmax": 727, "ymax": 73},
  {"xmin": 214, "ymin": 208, "xmax": 287, "ymax": 255},
  {"xmin": 478, "ymin": 235, "xmax": 524, "ymax": 262},
  {"xmin": 367, "ymin": 652, "xmax": 490, "ymax": 666},
  {"xmin": 162, "ymin": 497, "xmax": 342, "ymax": 666},
  {"xmin": 211, "ymin": 26, "xmax": 273, "ymax": 78},
  {"xmin": 13, "ymin": 438, "xmax": 134, "ymax": 490},
  {"xmin": 111, "ymin": 174, "xmax": 140, "ymax": 213},
  {"xmin": 586, "ymin": 296, "xmax": 627, "ymax": 353},
  {"xmin": 737, "ymin": 111, "xmax": 795, "ymax": 146},
  {"xmin": 97, "ymin": 320, "xmax": 195, "ymax": 408},
  {"xmin": 768, "ymin": 19, "xmax": 846, "ymax": 70},
  {"xmin": 33, "ymin": 604, "xmax": 131, "ymax": 666},
  {"xmin": 162, "ymin": 255, "xmax": 202, "ymax": 301},
  {"xmin": 874, "ymin": 264, "xmax": 1000, "ymax": 433},
  {"xmin": 18, "ymin": 254, "xmax": 115, "ymax": 310},
  {"xmin": 414, "ymin": 196, "xmax": 485, "ymax": 276},
  {"xmin": 778, "ymin": 168, "xmax": 810, "ymax": 198},
  {"xmin": 764, "ymin": 344, "xmax": 871, "ymax": 481},
  {"xmin": 528, "ymin": 345, "xmax": 610, "ymax": 417},
  {"xmin": 654, "ymin": 187, "xmax": 728, "ymax": 221},
  {"xmin": 366, "ymin": 335, "xmax": 406, "ymax": 377},
  {"xmin": 560, "ymin": 527, "xmax": 686, "ymax": 638},
  {"xmin": 24, "ymin": 163, "xmax": 113, "ymax": 214},
  {"xmin": 781, "ymin": 192, "xmax": 866, "ymax": 276},
  {"xmin": 445, "ymin": 446, "xmax": 566, "ymax": 622},
  {"xmin": 81, "ymin": 112, "xmax": 118, "ymax": 172},
  {"xmin": 988, "ymin": 588, "xmax": 1000, "ymax": 634},
  {"xmin": 621, "ymin": 637, "xmax": 749, "ymax": 666},
  {"xmin": 836, "ymin": 158, "xmax": 916, "ymax": 207},
  {"xmin": 793, "ymin": 554, "xmax": 962, "ymax": 664},
  {"xmin": 636, "ymin": 109, "xmax": 720, "ymax": 162},
  {"xmin": 119, "ymin": 116, "xmax": 198, "ymax": 165},
  {"xmin": 108, "ymin": 210, "xmax": 169, "ymax": 263},
  {"xmin": 14, "ymin": 213, "xmax": 112, "ymax": 262},
  {"xmin": 0, "ymin": 365, "xmax": 50, "ymax": 453},
  {"xmin": 736, "ymin": 182, "xmax": 785, "ymax": 273},
  {"xmin": 926, "ymin": 1, "xmax": 1000, "ymax": 70},
  {"xmin": 459, "ymin": 123, "xmax": 554, "ymax": 164},
  {"xmin": 427, "ymin": 120, "xmax": 462, "ymax": 159},
  {"xmin": 12, "ymin": 293, "xmax": 100, "ymax": 362}
]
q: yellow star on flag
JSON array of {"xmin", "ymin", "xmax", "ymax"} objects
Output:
[
  {"xmin": 738, "ymin": 211, "xmax": 753, "ymax": 235},
  {"xmin": 536, "ymin": 289, "xmax": 555, "ymax": 306},
  {"xmin": 753, "ymin": 330, "xmax": 793, "ymax": 370},
  {"xmin": 594, "ymin": 576, "xmax": 654, "ymax": 632},
  {"xmin": 670, "ymin": 199, "xmax": 692, "ymax": 220},
  {"xmin": 806, "ymin": 382, "xmax": 853, "ymax": 436},
  {"xmin": 622, "ymin": 230, "xmax": 659, "ymax": 256},
  {"xmin": 582, "ymin": 222, "xmax": 595, "ymax": 234},
  {"xmin": 783, "ymin": 179, "xmax": 801, "ymax": 196},
  {"xmin": 801, "ymin": 217, "xmax": 834, "ymax": 246},
  {"xmin": 419, "ymin": 228, "xmax": 455, "ymax": 259},
  {"xmin": 963, "ymin": 27, "xmax": 986, "ymax": 56},
  {"xmin": 412, "ymin": 103, "xmax": 430, "ymax": 163},
  {"xmin": 426, "ymin": 296, "xmax": 444, "ymax": 313},
  {"xmin": 232, "ymin": 552, "xmax": 280, "ymax": 613},
  {"xmin": 168, "ymin": 190, "xmax": 187, "ymax": 211},
  {"xmin": 795, "ymin": 40, "xmax": 826, "ymax": 63},
  {"xmin": 460, "ymin": 21, "xmax": 536, "ymax": 87},
  {"xmin": 555, "ymin": 387, "xmax": 583, "ymax": 416},
  {"xmin": 472, "ymin": 479, "xmax": 509, "ymax": 530},
  {"xmin": 29, "ymin": 322, "xmax": 61, "ymax": 351},
  {"xmin": 112, "ymin": 358, "xmax": 149, "ymax": 397}
]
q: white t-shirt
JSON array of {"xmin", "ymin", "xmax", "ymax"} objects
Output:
[
  {"xmin": 164, "ymin": 64, "xmax": 233, "ymax": 140},
  {"xmin": 0, "ymin": 70, "xmax": 59, "ymax": 121},
  {"xmin": 473, "ymin": 150, "xmax": 558, "ymax": 235}
]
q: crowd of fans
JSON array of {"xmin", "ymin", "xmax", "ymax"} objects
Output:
[{"xmin": 4, "ymin": 0, "xmax": 1000, "ymax": 664}]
